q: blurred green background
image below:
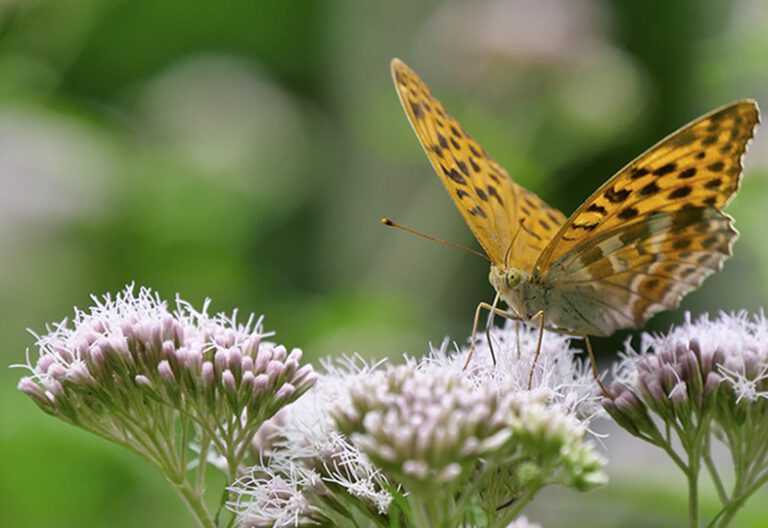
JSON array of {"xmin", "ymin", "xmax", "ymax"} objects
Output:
[{"xmin": 2, "ymin": 0, "xmax": 768, "ymax": 526}]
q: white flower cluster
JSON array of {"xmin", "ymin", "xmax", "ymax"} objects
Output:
[
  {"xmin": 429, "ymin": 319, "xmax": 601, "ymax": 419},
  {"xmin": 334, "ymin": 364, "xmax": 514, "ymax": 485},
  {"xmin": 606, "ymin": 311, "xmax": 768, "ymax": 437},
  {"xmin": 17, "ymin": 284, "xmax": 316, "ymax": 477},
  {"xmin": 232, "ymin": 322, "xmax": 604, "ymax": 527},
  {"xmin": 230, "ymin": 356, "xmax": 395, "ymax": 527}
]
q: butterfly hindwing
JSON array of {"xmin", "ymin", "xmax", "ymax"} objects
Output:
[
  {"xmin": 537, "ymin": 100, "xmax": 759, "ymax": 334},
  {"xmin": 545, "ymin": 207, "xmax": 738, "ymax": 335},
  {"xmin": 391, "ymin": 59, "xmax": 566, "ymax": 270}
]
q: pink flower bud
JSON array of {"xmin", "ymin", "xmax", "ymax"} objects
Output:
[
  {"xmin": 54, "ymin": 345, "xmax": 73, "ymax": 364},
  {"xmin": 35, "ymin": 354, "xmax": 56, "ymax": 375},
  {"xmin": 158, "ymin": 360, "xmax": 175, "ymax": 382},
  {"xmin": 18, "ymin": 377, "xmax": 45, "ymax": 400},
  {"xmin": 161, "ymin": 315, "xmax": 176, "ymax": 341},
  {"xmin": 703, "ymin": 372, "xmax": 722, "ymax": 399},
  {"xmin": 241, "ymin": 371, "xmax": 254, "ymax": 391},
  {"xmin": 162, "ymin": 340, "xmax": 176, "ymax": 359},
  {"xmin": 272, "ymin": 345, "xmax": 287, "ymax": 362},
  {"xmin": 267, "ymin": 360, "xmax": 285, "ymax": 379},
  {"xmin": 252, "ymin": 374, "xmax": 270, "ymax": 394},
  {"xmin": 228, "ymin": 346, "xmax": 243, "ymax": 370},
  {"xmin": 214, "ymin": 349, "xmax": 228, "ymax": 372},
  {"xmin": 48, "ymin": 364, "xmax": 67, "ymax": 380},
  {"xmin": 291, "ymin": 366, "xmax": 317, "ymax": 388},
  {"xmin": 89, "ymin": 345, "xmax": 105, "ymax": 369},
  {"xmin": 222, "ymin": 370, "xmax": 237, "ymax": 394},
  {"xmin": 69, "ymin": 364, "xmax": 93, "ymax": 384},
  {"xmin": 255, "ymin": 347, "xmax": 273, "ymax": 372},
  {"xmin": 287, "ymin": 348, "xmax": 303, "ymax": 363},
  {"xmin": 241, "ymin": 356, "xmax": 254, "ymax": 372},
  {"xmin": 275, "ymin": 383, "xmax": 295, "ymax": 402},
  {"xmin": 201, "ymin": 361, "xmax": 215, "ymax": 386}
]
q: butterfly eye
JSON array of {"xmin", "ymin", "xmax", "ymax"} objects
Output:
[{"xmin": 506, "ymin": 270, "xmax": 521, "ymax": 288}]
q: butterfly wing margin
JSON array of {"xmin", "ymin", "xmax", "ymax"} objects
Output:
[{"xmin": 391, "ymin": 58, "xmax": 567, "ymax": 270}]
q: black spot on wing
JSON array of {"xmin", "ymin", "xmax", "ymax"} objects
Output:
[
  {"xmin": 587, "ymin": 203, "xmax": 607, "ymax": 215},
  {"xmin": 708, "ymin": 161, "xmax": 725, "ymax": 173},
  {"xmin": 487, "ymin": 185, "xmax": 503, "ymax": 205},
  {"xmin": 672, "ymin": 238, "xmax": 691, "ymax": 250},
  {"xmin": 605, "ymin": 187, "xmax": 631, "ymax": 203},
  {"xmin": 640, "ymin": 181, "xmax": 661, "ymax": 196},
  {"xmin": 618, "ymin": 207, "xmax": 639, "ymax": 220},
  {"xmin": 410, "ymin": 101, "xmax": 423, "ymax": 119},
  {"xmin": 668, "ymin": 186, "xmax": 692, "ymax": 199},
  {"xmin": 653, "ymin": 162, "xmax": 677, "ymax": 176},
  {"xmin": 468, "ymin": 205, "xmax": 487, "ymax": 218},
  {"xmin": 572, "ymin": 221, "xmax": 599, "ymax": 231},
  {"xmin": 705, "ymin": 178, "xmax": 722, "ymax": 190}
]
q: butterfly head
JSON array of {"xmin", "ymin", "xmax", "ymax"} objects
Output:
[{"xmin": 489, "ymin": 265, "xmax": 528, "ymax": 303}]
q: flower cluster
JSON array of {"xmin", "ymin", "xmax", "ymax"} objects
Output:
[
  {"xmin": 333, "ymin": 364, "xmax": 514, "ymax": 486},
  {"xmin": 231, "ymin": 322, "xmax": 605, "ymax": 528},
  {"xmin": 16, "ymin": 285, "xmax": 316, "ymax": 527},
  {"xmin": 332, "ymin": 361, "xmax": 605, "ymax": 526},
  {"xmin": 603, "ymin": 312, "xmax": 768, "ymax": 527},
  {"xmin": 230, "ymin": 356, "xmax": 397, "ymax": 527}
]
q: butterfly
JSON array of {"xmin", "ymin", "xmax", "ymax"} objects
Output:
[{"xmin": 389, "ymin": 58, "xmax": 759, "ymax": 355}]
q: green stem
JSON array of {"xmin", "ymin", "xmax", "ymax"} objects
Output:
[
  {"xmin": 712, "ymin": 471, "xmax": 768, "ymax": 527},
  {"xmin": 493, "ymin": 483, "xmax": 541, "ymax": 528},
  {"xmin": 688, "ymin": 459, "xmax": 700, "ymax": 528},
  {"xmin": 448, "ymin": 464, "xmax": 496, "ymax": 527},
  {"xmin": 407, "ymin": 495, "xmax": 432, "ymax": 528},
  {"xmin": 702, "ymin": 437, "xmax": 728, "ymax": 506},
  {"xmin": 175, "ymin": 481, "xmax": 217, "ymax": 528}
]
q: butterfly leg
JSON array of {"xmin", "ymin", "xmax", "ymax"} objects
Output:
[
  {"xmin": 582, "ymin": 335, "xmax": 607, "ymax": 395},
  {"xmin": 526, "ymin": 310, "xmax": 545, "ymax": 389},
  {"xmin": 483, "ymin": 293, "xmax": 502, "ymax": 366},
  {"xmin": 463, "ymin": 301, "xmax": 520, "ymax": 370}
]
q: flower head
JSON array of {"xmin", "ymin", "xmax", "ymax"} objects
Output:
[
  {"xmin": 16, "ymin": 284, "xmax": 316, "ymax": 475},
  {"xmin": 333, "ymin": 363, "xmax": 512, "ymax": 487},
  {"xmin": 242, "ymin": 355, "xmax": 396, "ymax": 523},
  {"xmin": 228, "ymin": 460, "xmax": 323, "ymax": 528},
  {"xmin": 604, "ymin": 311, "xmax": 768, "ymax": 439},
  {"xmin": 332, "ymin": 359, "xmax": 605, "ymax": 495},
  {"xmin": 603, "ymin": 311, "xmax": 768, "ymax": 527},
  {"xmin": 235, "ymin": 323, "xmax": 605, "ymax": 527},
  {"xmin": 428, "ymin": 319, "xmax": 601, "ymax": 420}
]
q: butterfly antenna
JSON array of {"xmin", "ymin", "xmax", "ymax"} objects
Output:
[
  {"xmin": 504, "ymin": 218, "xmax": 525, "ymax": 267},
  {"xmin": 381, "ymin": 218, "xmax": 490, "ymax": 261}
]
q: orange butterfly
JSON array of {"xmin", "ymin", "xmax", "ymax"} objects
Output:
[{"xmin": 388, "ymin": 58, "xmax": 759, "ymax": 374}]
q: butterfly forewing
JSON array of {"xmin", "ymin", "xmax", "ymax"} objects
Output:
[
  {"xmin": 537, "ymin": 101, "xmax": 758, "ymax": 271},
  {"xmin": 391, "ymin": 59, "xmax": 566, "ymax": 270},
  {"xmin": 537, "ymin": 100, "xmax": 759, "ymax": 334}
]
